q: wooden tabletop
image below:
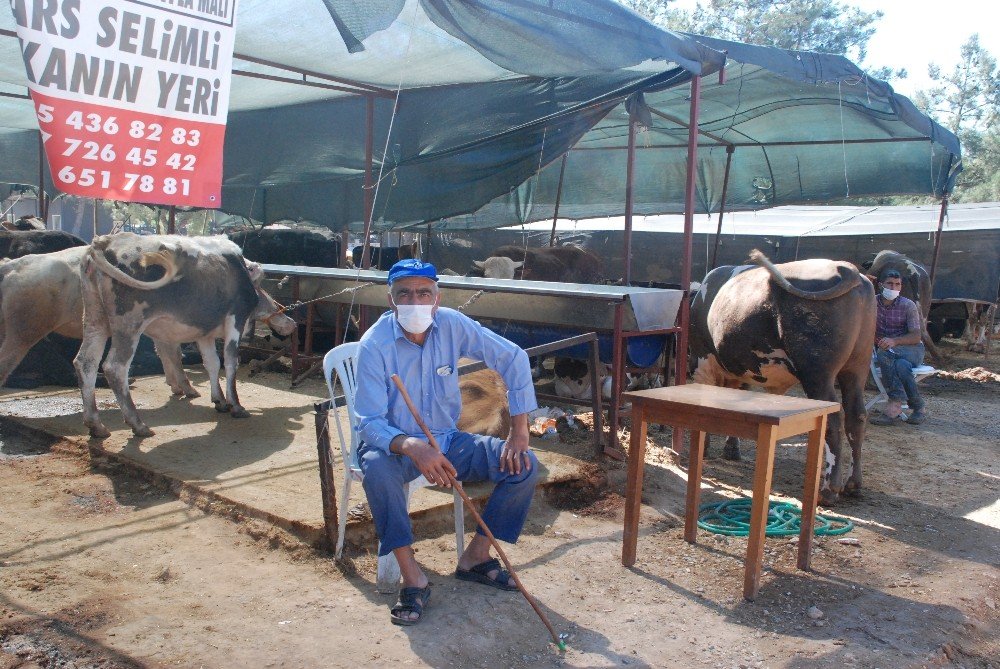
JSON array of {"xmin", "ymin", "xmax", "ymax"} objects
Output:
[{"xmin": 623, "ymin": 384, "xmax": 841, "ymax": 426}]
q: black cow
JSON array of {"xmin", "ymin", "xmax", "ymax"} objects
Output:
[
  {"xmin": 227, "ymin": 226, "xmax": 341, "ymax": 267},
  {"xmin": 351, "ymin": 242, "xmax": 419, "ymax": 270},
  {"xmin": 2, "ymin": 215, "xmax": 46, "ymax": 231},
  {"xmin": 0, "ymin": 230, "xmax": 86, "ymax": 259},
  {"xmin": 689, "ymin": 250, "xmax": 876, "ymax": 504}
]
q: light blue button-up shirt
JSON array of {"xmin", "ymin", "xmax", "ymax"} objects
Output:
[{"xmin": 354, "ymin": 307, "xmax": 537, "ymax": 454}]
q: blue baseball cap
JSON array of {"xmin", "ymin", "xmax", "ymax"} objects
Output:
[{"xmin": 387, "ymin": 259, "xmax": 438, "ymax": 285}]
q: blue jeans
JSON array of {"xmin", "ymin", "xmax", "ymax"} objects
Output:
[
  {"xmin": 876, "ymin": 343, "xmax": 925, "ymax": 411},
  {"xmin": 359, "ymin": 432, "xmax": 539, "ymax": 556}
]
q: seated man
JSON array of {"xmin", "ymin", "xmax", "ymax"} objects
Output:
[
  {"xmin": 870, "ymin": 268, "xmax": 926, "ymax": 425},
  {"xmin": 353, "ymin": 259, "xmax": 539, "ymax": 626}
]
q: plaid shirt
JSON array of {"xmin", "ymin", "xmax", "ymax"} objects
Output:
[{"xmin": 876, "ymin": 295, "xmax": 921, "ymax": 340}]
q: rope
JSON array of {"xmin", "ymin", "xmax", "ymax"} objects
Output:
[{"xmin": 697, "ymin": 498, "xmax": 854, "ymax": 537}]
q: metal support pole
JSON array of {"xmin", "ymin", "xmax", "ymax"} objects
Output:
[
  {"xmin": 360, "ymin": 94, "xmax": 375, "ymax": 271},
  {"xmin": 549, "ymin": 153, "xmax": 568, "ymax": 247},
  {"xmin": 37, "ymin": 131, "xmax": 47, "ymax": 221},
  {"xmin": 673, "ymin": 75, "xmax": 702, "ymax": 454},
  {"xmin": 929, "ymin": 196, "xmax": 949, "ymax": 287},
  {"xmin": 710, "ymin": 144, "xmax": 736, "ymax": 270},
  {"xmin": 167, "ymin": 205, "xmax": 176, "ymax": 234},
  {"xmin": 357, "ymin": 95, "xmax": 377, "ymax": 335},
  {"xmin": 623, "ymin": 114, "xmax": 637, "ymax": 286}
]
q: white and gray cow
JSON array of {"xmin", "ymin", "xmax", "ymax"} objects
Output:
[
  {"xmin": 75, "ymin": 233, "xmax": 296, "ymax": 438},
  {"xmin": 689, "ymin": 250, "xmax": 875, "ymax": 504}
]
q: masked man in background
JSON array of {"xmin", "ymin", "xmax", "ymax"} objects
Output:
[
  {"xmin": 870, "ymin": 268, "xmax": 927, "ymax": 425},
  {"xmin": 353, "ymin": 259, "xmax": 539, "ymax": 626}
]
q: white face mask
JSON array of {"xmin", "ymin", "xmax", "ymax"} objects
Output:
[
  {"xmin": 882, "ymin": 287, "xmax": 900, "ymax": 300},
  {"xmin": 393, "ymin": 303, "xmax": 435, "ymax": 334}
]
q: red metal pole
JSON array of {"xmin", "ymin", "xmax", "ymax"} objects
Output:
[
  {"xmin": 37, "ymin": 131, "xmax": 47, "ymax": 222},
  {"xmin": 623, "ymin": 113, "xmax": 637, "ymax": 285}
]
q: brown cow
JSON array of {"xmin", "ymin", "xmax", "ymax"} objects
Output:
[
  {"xmin": 690, "ymin": 251, "xmax": 876, "ymax": 504},
  {"xmin": 457, "ymin": 363, "xmax": 510, "ymax": 437}
]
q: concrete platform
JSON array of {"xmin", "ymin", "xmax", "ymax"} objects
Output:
[{"xmin": 0, "ymin": 369, "xmax": 594, "ymax": 552}]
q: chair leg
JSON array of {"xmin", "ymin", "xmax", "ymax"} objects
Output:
[
  {"xmin": 335, "ymin": 477, "xmax": 353, "ymax": 559},
  {"xmin": 376, "ymin": 551, "xmax": 402, "ymax": 594},
  {"xmin": 453, "ymin": 488, "xmax": 465, "ymax": 559}
]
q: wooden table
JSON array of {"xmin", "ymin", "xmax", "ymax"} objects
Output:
[{"xmin": 621, "ymin": 384, "xmax": 841, "ymax": 600}]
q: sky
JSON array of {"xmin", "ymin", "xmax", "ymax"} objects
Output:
[{"xmin": 669, "ymin": 0, "xmax": 999, "ymax": 98}]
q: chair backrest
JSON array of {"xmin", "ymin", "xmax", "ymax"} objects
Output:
[{"xmin": 323, "ymin": 342, "xmax": 362, "ymax": 471}]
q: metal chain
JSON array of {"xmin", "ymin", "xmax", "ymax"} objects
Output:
[{"xmin": 456, "ymin": 289, "xmax": 485, "ymax": 313}]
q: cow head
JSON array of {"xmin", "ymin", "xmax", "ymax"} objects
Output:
[{"xmin": 472, "ymin": 256, "xmax": 523, "ymax": 279}]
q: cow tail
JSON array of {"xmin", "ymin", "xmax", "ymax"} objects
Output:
[
  {"xmin": 88, "ymin": 247, "xmax": 179, "ymax": 290},
  {"xmin": 749, "ymin": 249, "xmax": 860, "ymax": 301}
]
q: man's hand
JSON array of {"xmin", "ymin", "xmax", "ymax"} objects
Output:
[
  {"xmin": 392, "ymin": 436, "xmax": 457, "ymax": 487},
  {"xmin": 877, "ymin": 336, "xmax": 896, "ymax": 350},
  {"xmin": 500, "ymin": 414, "xmax": 533, "ymax": 475}
]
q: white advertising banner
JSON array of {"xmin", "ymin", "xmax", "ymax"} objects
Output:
[{"xmin": 10, "ymin": 0, "xmax": 238, "ymax": 207}]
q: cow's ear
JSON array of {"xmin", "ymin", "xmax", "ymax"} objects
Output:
[
  {"xmin": 245, "ymin": 260, "xmax": 264, "ymax": 284},
  {"xmin": 473, "ymin": 260, "xmax": 485, "ymax": 268},
  {"xmin": 512, "ymin": 261, "xmax": 524, "ymax": 270}
]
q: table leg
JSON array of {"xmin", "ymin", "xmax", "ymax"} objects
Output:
[
  {"xmin": 683, "ymin": 430, "xmax": 706, "ymax": 543},
  {"xmin": 797, "ymin": 414, "xmax": 829, "ymax": 571},
  {"xmin": 744, "ymin": 423, "xmax": 778, "ymax": 601},
  {"xmin": 622, "ymin": 404, "xmax": 648, "ymax": 567}
]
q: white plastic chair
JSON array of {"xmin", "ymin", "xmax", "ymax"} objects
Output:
[
  {"xmin": 866, "ymin": 350, "xmax": 938, "ymax": 419},
  {"xmin": 323, "ymin": 342, "xmax": 465, "ymax": 593}
]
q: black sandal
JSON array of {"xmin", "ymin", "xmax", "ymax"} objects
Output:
[
  {"xmin": 455, "ymin": 558, "xmax": 518, "ymax": 591},
  {"xmin": 390, "ymin": 585, "xmax": 431, "ymax": 626}
]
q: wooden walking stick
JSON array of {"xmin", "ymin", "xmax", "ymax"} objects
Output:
[{"xmin": 390, "ymin": 374, "xmax": 566, "ymax": 651}]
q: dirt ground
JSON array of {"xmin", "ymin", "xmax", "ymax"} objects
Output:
[{"xmin": 1, "ymin": 338, "xmax": 998, "ymax": 669}]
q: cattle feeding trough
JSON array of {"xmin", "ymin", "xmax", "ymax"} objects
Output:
[{"xmin": 262, "ymin": 265, "xmax": 684, "ymax": 455}]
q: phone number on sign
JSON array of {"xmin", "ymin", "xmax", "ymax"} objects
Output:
[{"xmin": 57, "ymin": 168, "xmax": 194, "ymax": 197}]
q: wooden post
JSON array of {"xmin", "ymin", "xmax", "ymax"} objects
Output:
[
  {"xmin": 621, "ymin": 400, "xmax": 648, "ymax": 567},
  {"xmin": 314, "ymin": 400, "xmax": 340, "ymax": 553}
]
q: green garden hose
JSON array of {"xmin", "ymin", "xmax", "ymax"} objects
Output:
[{"xmin": 697, "ymin": 498, "xmax": 854, "ymax": 537}]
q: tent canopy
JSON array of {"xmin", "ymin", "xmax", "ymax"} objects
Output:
[{"xmin": 0, "ymin": 1, "xmax": 960, "ymax": 232}]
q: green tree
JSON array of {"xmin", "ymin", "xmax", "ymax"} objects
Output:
[
  {"xmin": 913, "ymin": 35, "xmax": 1000, "ymax": 203},
  {"xmin": 618, "ymin": 0, "xmax": 882, "ymax": 63}
]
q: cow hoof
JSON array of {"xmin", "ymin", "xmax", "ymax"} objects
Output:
[
  {"xmin": 132, "ymin": 426, "xmax": 155, "ymax": 438},
  {"xmin": 214, "ymin": 402, "xmax": 232, "ymax": 413},
  {"xmin": 231, "ymin": 407, "xmax": 250, "ymax": 419},
  {"xmin": 843, "ymin": 480, "xmax": 863, "ymax": 497},
  {"xmin": 819, "ymin": 489, "xmax": 840, "ymax": 506},
  {"xmin": 184, "ymin": 389, "xmax": 201, "ymax": 399},
  {"xmin": 88, "ymin": 425, "xmax": 111, "ymax": 439}
]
